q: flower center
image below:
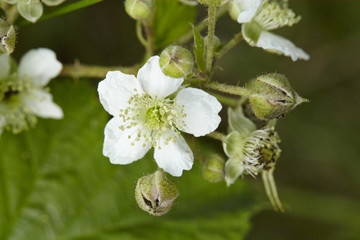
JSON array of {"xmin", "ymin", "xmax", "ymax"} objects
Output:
[
  {"xmin": 242, "ymin": 128, "xmax": 281, "ymax": 176},
  {"xmin": 254, "ymin": 1, "xmax": 301, "ymax": 31},
  {"xmin": 118, "ymin": 90, "xmax": 186, "ymax": 149}
]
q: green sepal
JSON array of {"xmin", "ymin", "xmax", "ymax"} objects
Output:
[
  {"xmin": 224, "ymin": 157, "xmax": 245, "ymax": 186},
  {"xmin": 192, "ymin": 25, "xmax": 206, "ymax": 72},
  {"xmin": 228, "ymin": 105, "xmax": 256, "ymax": 135}
]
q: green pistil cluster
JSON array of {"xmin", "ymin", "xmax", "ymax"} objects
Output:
[
  {"xmin": 242, "ymin": 128, "xmax": 281, "ymax": 176},
  {"xmin": 118, "ymin": 89, "xmax": 187, "ymax": 149},
  {"xmin": 254, "ymin": 1, "xmax": 301, "ymax": 31},
  {"xmin": 0, "ymin": 76, "xmax": 39, "ymax": 134}
]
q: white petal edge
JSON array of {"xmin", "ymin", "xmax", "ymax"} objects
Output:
[
  {"xmin": 137, "ymin": 56, "xmax": 184, "ymax": 98},
  {"xmin": 103, "ymin": 117, "xmax": 151, "ymax": 165},
  {"xmin": 98, "ymin": 71, "xmax": 144, "ymax": 116},
  {"xmin": 175, "ymin": 87, "xmax": 222, "ymax": 137},
  {"xmin": 256, "ymin": 31, "xmax": 310, "ymax": 61},
  {"xmin": 0, "ymin": 54, "xmax": 11, "ymax": 79},
  {"xmin": 154, "ymin": 132, "xmax": 193, "ymax": 177},
  {"xmin": 18, "ymin": 48, "xmax": 62, "ymax": 86},
  {"xmin": 233, "ymin": 0, "xmax": 263, "ymax": 23},
  {"xmin": 21, "ymin": 89, "xmax": 63, "ymax": 119}
]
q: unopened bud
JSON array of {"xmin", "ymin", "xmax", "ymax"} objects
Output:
[
  {"xmin": 159, "ymin": 45, "xmax": 194, "ymax": 78},
  {"xmin": 125, "ymin": 0, "xmax": 154, "ymax": 21},
  {"xmin": 135, "ymin": 169, "xmax": 179, "ymax": 216},
  {"xmin": 0, "ymin": 19, "xmax": 16, "ymax": 55},
  {"xmin": 245, "ymin": 73, "xmax": 308, "ymax": 121},
  {"xmin": 203, "ymin": 154, "xmax": 225, "ymax": 183}
]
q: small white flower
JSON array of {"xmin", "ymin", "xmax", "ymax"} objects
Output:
[
  {"xmin": 98, "ymin": 56, "xmax": 222, "ymax": 177},
  {"xmin": 0, "ymin": 48, "xmax": 63, "ymax": 134},
  {"xmin": 231, "ymin": 0, "xmax": 309, "ymax": 61}
]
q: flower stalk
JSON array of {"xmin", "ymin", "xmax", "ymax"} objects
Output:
[
  {"xmin": 60, "ymin": 62, "xmax": 139, "ymax": 78},
  {"xmin": 216, "ymin": 32, "xmax": 243, "ymax": 60},
  {"xmin": 204, "ymin": 82, "xmax": 251, "ymax": 97},
  {"xmin": 205, "ymin": 4, "xmax": 217, "ymax": 73}
]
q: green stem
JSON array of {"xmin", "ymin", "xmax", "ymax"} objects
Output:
[
  {"xmin": 176, "ymin": 5, "xmax": 227, "ymax": 45},
  {"xmin": 136, "ymin": 20, "xmax": 148, "ymax": 48},
  {"xmin": 211, "ymin": 92, "xmax": 239, "ymax": 107},
  {"xmin": 143, "ymin": 22, "xmax": 154, "ymax": 60},
  {"xmin": 206, "ymin": 131, "xmax": 225, "ymax": 141},
  {"xmin": 204, "ymin": 82, "xmax": 251, "ymax": 97},
  {"xmin": 60, "ymin": 61, "xmax": 139, "ymax": 79},
  {"xmin": 206, "ymin": 4, "xmax": 217, "ymax": 72},
  {"xmin": 216, "ymin": 32, "xmax": 243, "ymax": 60}
]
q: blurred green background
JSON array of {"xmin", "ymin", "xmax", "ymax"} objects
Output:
[{"xmin": 1, "ymin": 0, "xmax": 360, "ymax": 239}]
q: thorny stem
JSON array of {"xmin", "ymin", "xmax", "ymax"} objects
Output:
[
  {"xmin": 216, "ymin": 32, "xmax": 243, "ymax": 60},
  {"xmin": 206, "ymin": 4, "xmax": 217, "ymax": 73},
  {"xmin": 176, "ymin": 5, "xmax": 227, "ymax": 45},
  {"xmin": 60, "ymin": 61, "xmax": 139, "ymax": 79},
  {"xmin": 204, "ymin": 82, "xmax": 251, "ymax": 97}
]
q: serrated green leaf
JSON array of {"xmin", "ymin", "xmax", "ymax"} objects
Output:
[
  {"xmin": 0, "ymin": 79, "xmax": 260, "ymax": 240},
  {"xmin": 193, "ymin": 25, "xmax": 206, "ymax": 72},
  {"xmin": 152, "ymin": 0, "xmax": 196, "ymax": 50}
]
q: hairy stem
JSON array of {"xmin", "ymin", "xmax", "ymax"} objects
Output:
[
  {"xmin": 206, "ymin": 4, "xmax": 217, "ymax": 72},
  {"xmin": 206, "ymin": 132, "xmax": 226, "ymax": 141},
  {"xmin": 216, "ymin": 32, "xmax": 243, "ymax": 60},
  {"xmin": 60, "ymin": 61, "xmax": 139, "ymax": 79},
  {"xmin": 204, "ymin": 82, "xmax": 251, "ymax": 97},
  {"xmin": 211, "ymin": 92, "xmax": 239, "ymax": 107}
]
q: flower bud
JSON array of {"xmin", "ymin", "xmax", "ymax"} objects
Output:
[
  {"xmin": 0, "ymin": 19, "xmax": 16, "ymax": 55},
  {"xmin": 125, "ymin": 0, "xmax": 154, "ymax": 21},
  {"xmin": 135, "ymin": 169, "xmax": 179, "ymax": 216},
  {"xmin": 203, "ymin": 154, "xmax": 225, "ymax": 183},
  {"xmin": 159, "ymin": 45, "xmax": 194, "ymax": 78},
  {"xmin": 245, "ymin": 73, "xmax": 308, "ymax": 121}
]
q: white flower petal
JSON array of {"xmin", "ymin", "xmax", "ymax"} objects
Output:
[
  {"xmin": 103, "ymin": 117, "xmax": 151, "ymax": 165},
  {"xmin": 18, "ymin": 48, "xmax": 62, "ymax": 86},
  {"xmin": 137, "ymin": 56, "xmax": 183, "ymax": 98},
  {"xmin": 0, "ymin": 54, "xmax": 11, "ymax": 79},
  {"xmin": 256, "ymin": 31, "xmax": 310, "ymax": 61},
  {"xmin": 154, "ymin": 133, "xmax": 193, "ymax": 177},
  {"xmin": 175, "ymin": 87, "xmax": 222, "ymax": 137},
  {"xmin": 21, "ymin": 89, "xmax": 63, "ymax": 119},
  {"xmin": 98, "ymin": 71, "xmax": 144, "ymax": 116},
  {"xmin": 233, "ymin": 0, "xmax": 263, "ymax": 23}
]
